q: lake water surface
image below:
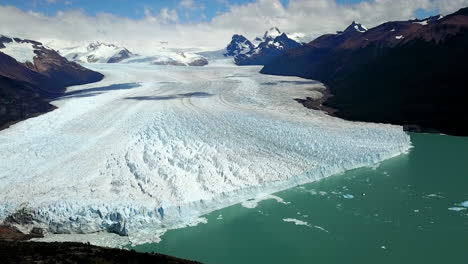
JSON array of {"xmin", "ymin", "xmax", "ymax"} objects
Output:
[{"xmin": 131, "ymin": 133, "xmax": 468, "ymax": 264}]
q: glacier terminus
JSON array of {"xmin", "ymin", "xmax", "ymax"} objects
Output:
[{"xmin": 0, "ymin": 60, "xmax": 411, "ymax": 246}]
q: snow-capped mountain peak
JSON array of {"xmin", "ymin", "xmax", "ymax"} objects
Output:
[
  {"xmin": 224, "ymin": 34, "xmax": 254, "ymax": 57},
  {"xmin": 87, "ymin": 41, "xmax": 118, "ymax": 51},
  {"xmin": 263, "ymin": 27, "xmax": 282, "ymax": 40},
  {"xmin": 224, "ymin": 27, "xmax": 302, "ymax": 65},
  {"xmin": 344, "ymin": 21, "xmax": 368, "ymax": 33},
  {"xmin": 61, "ymin": 42, "xmax": 135, "ymax": 63},
  {"xmin": 411, "ymin": 15, "xmax": 444, "ymax": 26}
]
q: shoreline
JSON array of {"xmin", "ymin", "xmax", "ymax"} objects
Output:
[{"xmin": 0, "ymin": 225, "xmax": 202, "ymax": 263}]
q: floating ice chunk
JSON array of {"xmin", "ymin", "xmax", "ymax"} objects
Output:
[
  {"xmin": 283, "ymin": 218, "xmax": 330, "ymax": 233},
  {"xmin": 460, "ymin": 201, "xmax": 468, "ymax": 208},
  {"xmin": 423, "ymin": 194, "xmax": 445, "ymax": 199},
  {"xmin": 395, "ymin": 35, "xmax": 404, "ymax": 40},
  {"xmin": 343, "ymin": 194, "xmax": 354, "ymax": 199},
  {"xmin": 313, "ymin": 225, "xmax": 330, "ymax": 233},
  {"xmin": 216, "ymin": 214, "xmax": 223, "ymax": 220},
  {"xmin": 283, "ymin": 218, "xmax": 310, "ymax": 226},
  {"xmin": 241, "ymin": 195, "xmax": 290, "ymax": 209},
  {"xmin": 448, "ymin": 207, "xmax": 466, "ymax": 211}
]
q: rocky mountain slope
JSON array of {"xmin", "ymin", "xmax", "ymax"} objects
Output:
[
  {"xmin": 0, "ymin": 35, "xmax": 103, "ymax": 128},
  {"xmin": 225, "ymin": 27, "xmax": 302, "ymax": 65},
  {"xmin": 261, "ymin": 8, "xmax": 468, "ymax": 136}
]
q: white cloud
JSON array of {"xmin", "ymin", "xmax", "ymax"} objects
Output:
[
  {"xmin": 180, "ymin": 0, "xmax": 195, "ymax": 9},
  {"xmin": 0, "ymin": 0, "xmax": 467, "ymax": 54},
  {"xmin": 143, "ymin": 7, "xmax": 179, "ymax": 23}
]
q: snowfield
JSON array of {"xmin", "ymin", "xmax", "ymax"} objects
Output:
[
  {"xmin": 0, "ymin": 39, "xmax": 36, "ymax": 63},
  {"xmin": 0, "ymin": 61, "xmax": 411, "ymax": 246}
]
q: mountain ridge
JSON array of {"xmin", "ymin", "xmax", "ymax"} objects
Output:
[
  {"xmin": 224, "ymin": 27, "xmax": 303, "ymax": 65},
  {"xmin": 261, "ymin": 7, "xmax": 468, "ymax": 136},
  {"xmin": 0, "ymin": 35, "xmax": 103, "ymax": 129}
]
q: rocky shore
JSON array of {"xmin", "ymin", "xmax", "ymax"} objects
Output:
[{"xmin": 0, "ymin": 225, "xmax": 202, "ymax": 264}]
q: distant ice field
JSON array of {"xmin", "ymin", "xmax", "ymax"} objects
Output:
[{"xmin": 0, "ymin": 62, "xmax": 411, "ymax": 246}]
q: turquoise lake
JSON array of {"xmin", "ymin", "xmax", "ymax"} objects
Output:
[{"xmin": 131, "ymin": 133, "xmax": 468, "ymax": 263}]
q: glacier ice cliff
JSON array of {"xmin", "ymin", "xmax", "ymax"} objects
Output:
[{"xmin": 0, "ymin": 62, "xmax": 411, "ymax": 246}]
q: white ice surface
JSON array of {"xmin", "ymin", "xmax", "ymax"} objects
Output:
[
  {"xmin": 0, "ymin": 61, "xmax": 411, "ymax": 247},
  {"xmin": 0, "ymin": 39, "xmax": 36, "ymax": 63}
]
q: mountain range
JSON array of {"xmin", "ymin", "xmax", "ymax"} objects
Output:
[
  {"xmin": 224, "ymin": 27, "xmax": 303, "ymax": 65},
  {"xmin": 60, "ymin": 42, "xmax": 209, "ymax": 66},
  {"xmin": 60, "ymin": 42, "xmax": 135, "ymax": 64},
  {"xmin": 261, "ymin": 7, "xmax": 468, "ymax": 136},
  {"xmin": 0, "ymin": 36, "xmax": 103, "ymax": 129}
]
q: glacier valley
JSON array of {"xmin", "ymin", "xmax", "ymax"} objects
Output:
[{"xmin": 0, "ymin": 60, "xmax": 411, "ymax": 246}]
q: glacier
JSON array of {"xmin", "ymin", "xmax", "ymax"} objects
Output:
[{"xmin": 0, "ymin": 61, "xmax": 411, "ymax": 246}]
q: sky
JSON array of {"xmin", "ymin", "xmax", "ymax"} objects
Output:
[{"xmin": 0, "ymin": 0, "xmax": 467, "ymax": 53}]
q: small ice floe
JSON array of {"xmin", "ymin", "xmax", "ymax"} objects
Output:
[
  {"xmin": 283, "ymin": 218, "xmax": 310, "ymax": 226},
  {"xmin": 395, "ymin": 35, "xmax": 404, "ymax": 40},
  {"xmin": 307, "ymin": 189, "xmax": 327, "ymax": 196},
  {"xmin": 313, "ymin": 225, "xmax": 330, "ymax": 233},
  {"xmin": 448, "ymin": 207, "xmax": 466, "ymax": 212},
  {"xmin": 216, "ymin": 214, "xmax": 223, "ymax": 220},
  {"xmin": 423, "ymin": 193, "xmax": 445, "ymax": 199},
  {"xmin": 414, "ymin": 209, "xmax": 420, "ymax": 213},
  {"xmin": 447, "ymin": 201, "xmax": 468, "ymax": 211},
  {"xmin": 381, "ymin": 245, "xmax": 387, "ymax": 250},
  {"xmin": 343, "ymin": 194, "xmax": 354, "ymax": 199},
  {"xmin": 179, "ymin": 217, "xmax": 209, "ymax": 229},
  {"xmin": 241, "ymin": 194, "xmax": 290, "ymax": 209},
  {"xmin": 282, "ymin": 218, "xmax": 330, "ymax": 233}
]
